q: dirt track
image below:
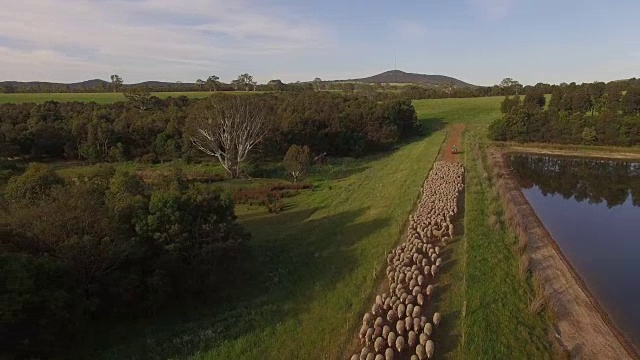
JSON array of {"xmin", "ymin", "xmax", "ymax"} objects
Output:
[
  {"xmin": 488, "ymin": 148, "xmax": 639, "ymax": 360},
  {"xmin": 440, "ymin": 124, "xmax": 464, "ymax": 163}
]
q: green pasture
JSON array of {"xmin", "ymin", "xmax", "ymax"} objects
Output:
[{"xmin": 36, "ymin": 96, "xmax": 552, "ymax": 359}]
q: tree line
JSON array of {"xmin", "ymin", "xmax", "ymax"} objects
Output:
[
  {"xmin": 4, "ymin": 72, "xmax": 638, "ymax": 100},
  {"xmin": 0, "ymin": 92, "xmax": 422, "ymax": 172},
  {"xmin": 488, "ymin": 82, "xmax": 640, "ymax": 146}
]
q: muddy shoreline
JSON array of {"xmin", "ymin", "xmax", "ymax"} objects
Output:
[{"xmin": 489, "ymin": 148, "xmax": 639, "ymax": 360}]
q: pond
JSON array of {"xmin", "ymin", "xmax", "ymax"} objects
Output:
[{"xmin": 507, "ymin": 153, "xmax": 640, "ymax": 348}]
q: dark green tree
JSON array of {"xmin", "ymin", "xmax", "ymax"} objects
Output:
[
  {"xmin": 283, "ymin": 144, "xmax": 312, "ymax": 182},
  {"xmin": 206, "ymin": 75, "xmax": 219, "ymax": 92},
  {"xmin": 123, "ymin": 86, "xmax": 153, "ymax": 111},
  {"xmin": 621, "ymin": 86, "xmax": 640, "ymax": 116},
  {"xmin": 110, "ymin": 74, "xmax": 123, "ymax": 93},
  {"xmin": 523, "ymin": 89, "xmax": 546, "ymax": 111},
  {"xmin": 4, "ymin": 163, "xmax": 64, "ymax": 203}
]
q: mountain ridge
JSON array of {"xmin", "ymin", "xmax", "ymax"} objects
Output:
[
  {"xmin": 334, "ymin": 70, "xmax": 475, "ymax": 88},
  {"xmin": 1, "ymin": 70, "xmax": 475, "ymax": 89}
]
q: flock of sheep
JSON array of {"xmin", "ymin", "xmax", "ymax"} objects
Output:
[{"xmin": 352, "ymin": 161, "xmax": 465, "ymax": 360}]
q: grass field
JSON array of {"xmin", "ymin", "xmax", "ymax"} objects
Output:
[
  {"xmin": 65, "ymin": 116, "xmax": 447, "ymax": 359},
  {"xmin": 0, "ymin": 91, "xmax": 263, "ymax": 104},
  {"xmin": 46, "ymin": 95, "xmax": 553, "ymax": 359},
  {"xmin": 461, "ymin": 130, "xmax": 552, "ymax": 359}
]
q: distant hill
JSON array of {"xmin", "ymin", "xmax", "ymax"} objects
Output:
[
  {"xmin": 0, "ymin": 79, "xmax": 198, "ymax": 90},
  {"xmin": 1, "ymin": 70, "xmax": 475, "ymax": 91},
  {"xmin": 0, "ymin": 79, "xmax": 111, "ymax": 90},
  {"xmin": 336, "ymin": 70, "xmax": 475, "ymax": 88}
]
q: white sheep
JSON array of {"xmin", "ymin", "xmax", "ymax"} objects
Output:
[
  {"xmin": 408, "ymin": 330, "xmax": 417, "ymax": 347},
  {"xmin": 385, "ymin": 347, "xmax": 394, "ymax": 360},
  {"xmin": 419, "ymin": 332, "xmax": 428, "ymax": 346},
  {"xmin": 395, "ymin": 335, "xmax": 405, "ymax": 352},
  {"xmin": 412, "ymin": 305, "xmax": 421, "ymax": 318},
  {"xmin": 375, "ymin": 317, "xmax": 384, "ymax": 328},
  {"xmin": 382, "ymin": 325, "xmax": 391, "ymax": 339},
  {"xmin": 423, "ymin": 323, "xmax": 432, "ymax": 336},
  {"xmin": 374, "ymin": 336, "xmax": 385, "ymax": 353},
  {"xmin": 360, "ymin": 346, "xmax": 370, "ymax": 359},
  {"xmin": 387, "ymin": 309, "xmax": 398, "ymax": 323},
  {"xmin": 426, "ymin": 285, "xmax": 434, "ymax": 300},
  {"xmin": 406, "ymin": 304, "xmax": 414, "ymax": 319},
  {"xmin": 387, "ymin": 331, "xmax": 396, "ymax": 348},
  {"xmin": 425, "ymin": 340, "xmax": 434, "ymax": 359},
  {"xmin": 416, "ymin": 343, "xmax": 427, "ymax": 360},
  {"xmin": 363, "ymin": 312, "xmax": 373, "ymax": 326},
  {"xmin": 433, "ymin": 312, "xmax": 441, "ymax": 328}
]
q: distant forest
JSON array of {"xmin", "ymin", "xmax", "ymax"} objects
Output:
[
  {"xmin": 488, "ymin": 81, "xmax": 640, "ymax": 146},
  {"xmin": 3, "ymin": 72, "xmax": 639, "ymax": 101},
  {"xmin": 0, "ymin": 92, "xmax": 422, "ymax": 163}
]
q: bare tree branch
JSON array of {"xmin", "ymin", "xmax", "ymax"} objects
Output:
[{"xmin": 190, "ymin": 97, "xmax": 270, "ymax": 178}]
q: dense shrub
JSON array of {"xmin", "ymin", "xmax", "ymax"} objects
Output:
[
  {"xmin": 231, "ymin": 182, "xmax": 312, "ymax": 213},
  {"xmin": 0, "ymin": 164, "xmax": 249, "ymax": 357},
  {"xmin": 283, "ymin": 144, "xmax": 312, "ymax": 182},
  {"xmin": 1, "ymin": 252, "xmax": 86, "ymax": 358}
]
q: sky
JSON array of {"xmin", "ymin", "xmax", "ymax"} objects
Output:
[{"xmin": 0, "ymin": 0, "xmax": 638, "ymax": 86}]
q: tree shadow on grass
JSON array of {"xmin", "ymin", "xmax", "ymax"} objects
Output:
[
  {"xmin": 420, "ymin": 117, "xmax": 446, "ymax": 135},
  {"xmin": 71, "ymin": 206, "xmax": 390, "ymax": 360}
]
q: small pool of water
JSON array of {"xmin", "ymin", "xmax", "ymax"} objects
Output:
[{"xmin": 507, "ymin": 153, "xmax": 640, "ymax": 348}]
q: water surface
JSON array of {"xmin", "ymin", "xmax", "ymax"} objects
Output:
[{"xmin": 507, "ymin": 154, "xmax": 640, "ymax": 348}]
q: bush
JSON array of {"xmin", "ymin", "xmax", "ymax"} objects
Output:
[
  {"xmin": 283, "ymin": 144, "xmax": 312, "ymax": 182},
  {"xmin": 0, "ymin": 161, "xmax": 20, "ymax": 183},
  {"xmin": 488, "ymin": 118, "xmax": 508, "ymax": 141},
  {"xmin": 1, "ymin": 252, "xmax": 86, "ymax": 358},
  {"xmin": 0, "ymin": 165, "xmax": 250, "ymax": 356},
  {"xmin": 231, "ymin": 182, "xmax": 312, "ymax": 212},
  {"xmin": 4, "ymin": 163, "xmax": 64, "ymax": 203}
]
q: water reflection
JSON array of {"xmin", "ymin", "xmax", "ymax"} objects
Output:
[
  {"xmin": 507, "ymin": 154, "xmax": 640, "ymax": 208},
  {"xmin": 507, "ymin": 153, "xmax": 640, "ymax": 349}
]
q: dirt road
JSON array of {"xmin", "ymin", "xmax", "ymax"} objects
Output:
[{"xmin": 439, "ymin": 124, "xmax": 465, "ymax": 163}]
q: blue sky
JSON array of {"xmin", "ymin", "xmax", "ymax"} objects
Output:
[{"xmin": 0, "ymin": 0, "xmax": 638, "ymax": 85}]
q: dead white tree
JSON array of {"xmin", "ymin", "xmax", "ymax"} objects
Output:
[{"xmin": 190, "ymin": 97, "xmax": 270, "ymax": 178}]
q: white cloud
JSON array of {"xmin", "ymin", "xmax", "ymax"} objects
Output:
[
  {"xmin": 469, "ymin": 0, "xmax": 514, "ymax": 20},
  {"xmin": 0, "ymin": 0, "xmax": 333, "ymax": 82}
]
